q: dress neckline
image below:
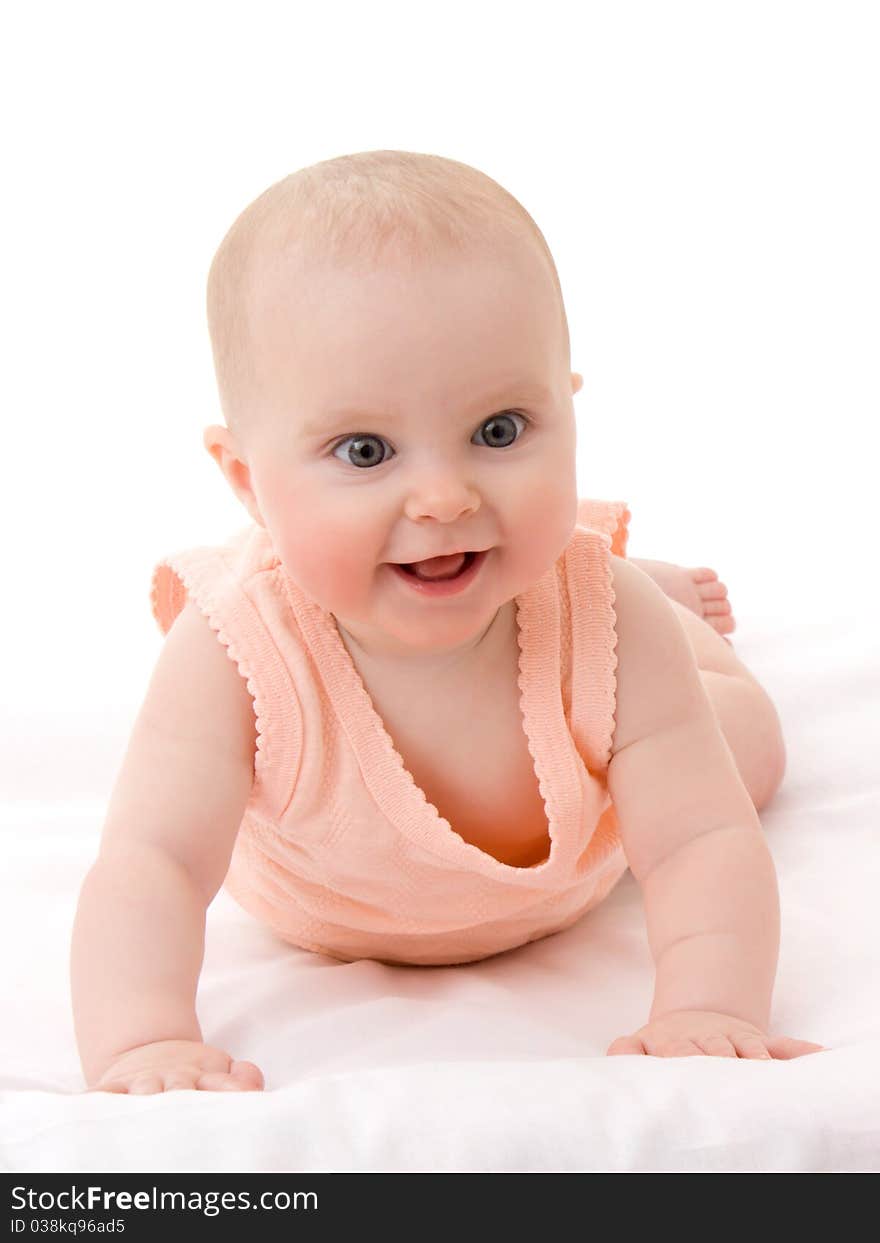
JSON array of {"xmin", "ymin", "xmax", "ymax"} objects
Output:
[{"xmin": 278, "ymin": 545, "xmax": 587, "ymax": 886}]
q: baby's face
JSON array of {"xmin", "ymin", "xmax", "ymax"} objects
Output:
[{"xmin": 208, "ymin": 241, "xmax": 580, "ymax": 667}]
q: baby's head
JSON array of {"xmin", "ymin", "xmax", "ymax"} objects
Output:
[{"xmin": 203, "ymin": 150, "xmax": 582, "ymax": 666}]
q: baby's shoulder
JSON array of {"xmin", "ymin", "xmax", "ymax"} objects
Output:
[{"xmin": 608, "ymin": 555, "xmax": 705, "ymax": 757}]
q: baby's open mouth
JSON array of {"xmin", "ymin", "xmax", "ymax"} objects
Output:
[{"xmin": 397, "ymin": 551, "xmax": 477, "ymax": 581}]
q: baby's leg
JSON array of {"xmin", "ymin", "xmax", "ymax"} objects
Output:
[
  {"xmin": 667, "ymin": 598, "xmax": 786, "ymax": 814},
  {"xmin": 631, "ymin": 557, "xmax": 735, "ymax": 640}
]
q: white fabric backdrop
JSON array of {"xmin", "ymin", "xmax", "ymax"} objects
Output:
[{"xmin": 1, "ymin": 613, "xmax": 878, "ymax": 1172}]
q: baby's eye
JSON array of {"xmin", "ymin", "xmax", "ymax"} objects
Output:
[
  {"xmin": 330, "ymin": 412, "xmax": 528, "ymax": 470},
  {"xmin": 331, "ymin": 433, "xmax": 392, "ymax": 469},
  {"xmin": 473, "ymin": 411, "xmax": 527, "ymax": 449}
]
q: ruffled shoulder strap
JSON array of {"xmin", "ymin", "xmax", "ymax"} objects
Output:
[
  {"xmin": 575, "ymin": 498, "xmax": 631, "ymax": 557},
  {"xmin": 149, "ymin": 524, "xmax": 302, "ymax": 818},
  {"xmin": 564, "ymin": 500, "xmax": 632, "ymax": 776}
]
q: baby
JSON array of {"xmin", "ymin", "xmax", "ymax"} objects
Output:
[{"xmin": 70, "ymin": 150, "xmax": 825, "ymax": 1094}]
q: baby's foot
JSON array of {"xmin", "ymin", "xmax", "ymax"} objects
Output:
[{"xmin": 630, "ymin": 558, "xmax": 736, "ymax": 640}]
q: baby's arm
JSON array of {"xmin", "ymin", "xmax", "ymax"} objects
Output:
[
  {"xmin": 70, "ymin": 601, "xmax": 264, "ymax": 1092},
  {"xmin": 604, "ymin": 559, "xmax": 823, "ymax": 1058}
]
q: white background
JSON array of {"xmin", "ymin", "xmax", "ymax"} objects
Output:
[
  {"xmin": 2, "ymin": 0, "xmax": 877, "ymax": 760},
  {"xmin": 1, "ymin": 6, "xmax": 878, "ymax": 1166}
]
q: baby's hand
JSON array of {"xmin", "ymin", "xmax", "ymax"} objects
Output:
[
  {"xmin": 86, "ymin": 1040, "xmax": 265, "ymax": 1094},
  {"xmin": 606, "ymin": 1010, "xmax": 827, "ymax": 1060}
]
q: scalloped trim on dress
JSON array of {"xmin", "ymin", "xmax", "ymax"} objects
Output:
[
  {"xmin": 562, "ymin": 523, "xmax": 622, "ymax": 781},
  {"xmin": 513, "ymin": 591, "xmax": 560, "ymax": 872},
  {"xmin": 281, "ymin": 567, "xmax": 564, "ymax": 881},
  {"xmin": 598, "ymin": 531, "xmax": 621, "ymax": 774},
  {"xmin": 149, "ymin": 555, "xmax": 270, "ymax": 799}
]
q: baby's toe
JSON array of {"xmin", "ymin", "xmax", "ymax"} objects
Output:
[
  {"xmin": 705, "ymin": 613, "xmax": 737, "ymax": 637},
  {"xmin": 697, "ymin": 578, "xmax": 729, "ymax": 601},
  {"xmin": 695, "ymin": 574, "xmax": 736, "ymax": 635}
]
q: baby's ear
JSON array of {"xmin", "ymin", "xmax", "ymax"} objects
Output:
[
  {"xmin": 202, "ymin": 424, "xmax": 266, "ymax": 528},
  {"xmin": 570, "ymin": 372, "xmax": 584, "ymax": 395}
]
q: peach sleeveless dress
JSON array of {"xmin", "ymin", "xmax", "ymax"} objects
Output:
[{"xmin": 149, "ymin": 498, "xmax": 631, "ymax": 965}]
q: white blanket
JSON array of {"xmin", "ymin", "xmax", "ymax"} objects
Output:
[{"xmin": 1, "ymin": 616, "xmax": 878, "ymax": 1173}]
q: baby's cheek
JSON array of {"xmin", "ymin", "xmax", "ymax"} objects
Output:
[
  {"xmin": 275, "ymin": 526, "xmax": 372, "ymax": 608},
  {"xmin": 517, "ymin": 485, "xmax": 577, "ymax": 568}
]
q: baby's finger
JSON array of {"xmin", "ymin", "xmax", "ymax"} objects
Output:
[
  {"xmin": 606, "ymin": 1036, "xmax": 646, "ymax": 1056},
  {"xmin": 129, "ymin": 1075, "xmax": 166, "ymax": 1094},
  {"xmin": 162, "ymin": 1071, "xmax": 199, "ymax": 1092},
  {"xmin": 765, "ymin": 1035, "xmax": 827, "ymax": 1060},
  {"xmin": 696, "ymin": 1034, "xmax": 737, "ymax": 1058},
  {"xmin": 731, "ymin": 1035, "xmax": 772, "ymax": 1060},
  {"xmin": 230, "ymin": 1060, "xmax": 265, "ymax": 1089},
  {"xmin": 196, "ymin": 1071, "xmax": 252, "ymax": 1091},
  {"xmin": 654, "ymin": 1039, "xmax": 704, "ymax": 1058}
]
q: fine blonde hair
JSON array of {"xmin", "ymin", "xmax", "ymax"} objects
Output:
[{"xmin": 206, "ymin": 149, "xmax": 570, "ymax": 446}]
